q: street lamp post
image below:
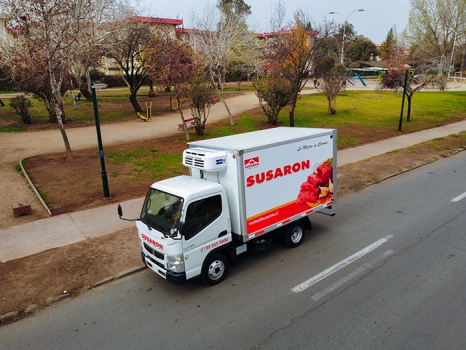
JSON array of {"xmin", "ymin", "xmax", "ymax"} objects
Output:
[
  {"xmin": 329, "ymin": 9, "xmax": 364, "ymax": 64},
  {"xmin": 447, "ymin": 29, "xmax": 457, "ymax": 80},
  {"xmin": 89, "ymin": 74, "xmax": 110, "ymax": 198}
]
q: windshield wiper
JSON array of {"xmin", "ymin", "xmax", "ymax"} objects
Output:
[{"xmin": 142, "ymin": 217, "xmax": 169, "ymax": 238}]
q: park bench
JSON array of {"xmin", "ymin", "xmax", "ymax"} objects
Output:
[{"xmin": 178, "ymin": 117, "xmax": 197, "ymax": 131}]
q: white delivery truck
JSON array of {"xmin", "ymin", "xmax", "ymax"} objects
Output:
[{"xmin": 118, "ymin": 127, "xmax": 337, "ymax": 285}]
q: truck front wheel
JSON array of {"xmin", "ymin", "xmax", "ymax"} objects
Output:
[
  {"xmin": 202, "ymin": 253, "xmax": 228, "ymax": 285},
  {"xmin": 282, "ymin": 221, "xmax": 305, "ymax": 248}
]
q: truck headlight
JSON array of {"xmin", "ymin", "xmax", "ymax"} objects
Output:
[{"xmin": 166, "ymin": 254, "xmax": 185, "ymax": 273}]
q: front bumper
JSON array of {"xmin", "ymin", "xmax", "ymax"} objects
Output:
[{"xmin": 141, "ymin": 252, "xmax": 186, "ymax": 284}]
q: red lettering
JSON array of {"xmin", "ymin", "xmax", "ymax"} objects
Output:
[
  {"xmin": 301, "ymin": 160, "xmax": 310, "ymax": 170},
  {"xmin": 255, "ymin": 172, "xmax": 265, "ymax": 184},
  {"xmin": 142, "ymin": 234, "xmax": 164, "ymax": 250},
  {"xmin": 246, "ymin": 159, "xmax": 311, "ymax": 187},
  {"xmin": 292, "ymin": 162, "xmax": 301, "ymax": 172},
  {"xmin": 246, "ymin": 175, "xmax": 255, "ymax": 187},
  {"xmin": 274, "ymin": 167, "xmax": 283, "ymax": 179}
]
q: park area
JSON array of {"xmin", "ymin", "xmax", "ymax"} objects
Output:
[
  {"xmin": 1, "ymin": 85, "xmax": 466, "ymax": 216},
  {"xmin": 0, "ymin": 85, "xmax": 466, "ymax": 322}
]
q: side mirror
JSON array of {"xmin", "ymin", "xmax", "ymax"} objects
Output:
[
  {"xmin": 177, "ymin": 221, "xmax": 185, "ymax": 237},
  {"xmin": 117, "ymin": 204, "xmax": 138, "ymax": 222}
]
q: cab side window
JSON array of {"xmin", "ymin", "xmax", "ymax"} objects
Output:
[{"xmin": 184, "ymin": 195, "xmax": 222, "ymax": 241}]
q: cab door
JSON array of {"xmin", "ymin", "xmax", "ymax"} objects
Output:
[{"xmin": 182, "ymin": 194, "xmax": 230, "ymax": 279}]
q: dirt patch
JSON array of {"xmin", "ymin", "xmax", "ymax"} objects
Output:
[
  {"xmin": 0, "ymin": 227, "xmax": 143, "ymax": 321},
  {"xmin": 24, "ymin": 137, "xmax": 189, "ymax": 215},
  {"xmin": 1, "ymin": 125, "xmax": 465, "ymax": 324}
]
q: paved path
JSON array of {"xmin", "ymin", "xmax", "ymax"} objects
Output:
[{"xmin": 1, "ymin": 80, "xmax": 465, "ymax": 262}]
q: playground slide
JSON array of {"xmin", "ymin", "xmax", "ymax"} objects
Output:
[{"xmin": 356, "ymin": 73, "xmax": 367, "ymax": 86}]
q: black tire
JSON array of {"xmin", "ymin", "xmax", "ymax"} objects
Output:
[
  {"xmin": 201, "ymin": 253, "xmax": 228, "ymax": 285},
  {"xmin": 282, "ymin": 221, "xmax": 305, "ymax": 248},
  {"xmin": 248, "ymin": 236, "xmax": 274, "ymax": 252}
]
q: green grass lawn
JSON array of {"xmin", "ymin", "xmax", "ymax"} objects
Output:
[
  {"xmin": 283, "ymin": 90, "xmax": 466, "ymax": 131},
  {"xmin": 1, "ymin": 88, "xmax": 465, "ymax": 136}
]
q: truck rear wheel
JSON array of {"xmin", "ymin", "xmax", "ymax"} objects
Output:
[
  {"xmin": 282, "ymin": 221, "xmax": 305, "ymax": 248},
  {"xmin": 202, "ymin": 253, "xmax": 228, "ymax": 285}
]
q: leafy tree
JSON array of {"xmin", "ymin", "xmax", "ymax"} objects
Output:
[
  {"xmin": 185, "ymin": 71, "xmax": 215, "ymax": 136},
  {"xmin": 145, "ymin": 34, "xmax": 202, "ymax": 139},
  {"xmin": 345, "ymin": 35, "xmax": 378, "ymax": 61},
  {"xmin": 9, "ymin": 95, "xmax": 33, "ymax": 124},
  {"xmin": 253, "ymin": 74, "xmax": 291, "ymax": 124},
  {"xmin": 314, "ymin": 56, "xmax": 348, "ymax": 115},
  {"xmin": 217, "ymin": 0, "xmax": 251, "ymax": 17},
  {"xmin": 265, "ymin": 5, "xmax": 327, "ymax": 126},
  {"xmin": 378, "ymin": 65, "xmax": 445, "ymax": 122},
  {"xmin": 379, "ymin": 28, "xmax": 397, "ymax": 60}
]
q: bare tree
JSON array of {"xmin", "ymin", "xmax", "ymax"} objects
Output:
[
  {"xmin": 98, "ymin": 16, "xmax": 155, "ymax": 113},
  {"xmin": 0, "ymin": 0, "xmax": 109, "ymax": 160},
  {"xmin": 315, "ymin": 56, "xmax": 348, "ymax": 115},
  {"xmin": 193, "ymin": 3, "xmax": 251, "ymax": 125},
  {"xmin": 405, "ymin": 0, "xmax": 466, "ymax": 75}
]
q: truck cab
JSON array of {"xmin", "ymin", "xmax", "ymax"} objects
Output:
[{"xmin": 137, "ymin": 175, "xmax": 233, "ymax": 285}]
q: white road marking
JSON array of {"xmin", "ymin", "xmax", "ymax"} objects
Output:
[
  {"xmin": 451, "ymin": 192, "xmax": 466, "ymax": 202},
  {"xmin": 311, "ymin": 250, "xmax": 394, "ymax": 301},
  {"xmin": 291, "ymin": 235, "xmax": 393, "ymax": 293}
]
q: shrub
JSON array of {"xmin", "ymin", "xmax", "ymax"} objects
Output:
[
  {"xmin": 253, "ymin": 74, "xmax": 291, "ymax": 124},
  {"xmin": 9, "ymin": 96, "xmax": 33, "ymax": 124}
]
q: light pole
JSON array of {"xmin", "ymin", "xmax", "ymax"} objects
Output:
[
  {"xmin": 88, "ymin": 73, "xmax": 110, "ymax": 198},
  {"xmin": 447, "ymin": 29, "xmax": 457, "ymax": 80},
  {"xmin": 329, "ymin": 9, "xmax": 364, "ymax": 64}
]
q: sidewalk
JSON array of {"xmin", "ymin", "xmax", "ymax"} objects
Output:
[{"xmin": 1, "ymin": 118, "xmax": 465, "ymax": 263}]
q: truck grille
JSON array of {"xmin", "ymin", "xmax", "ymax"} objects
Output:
[
  {"xmin": 147, "ymin": 255, "xmax": 164, "ymax": 269},
  {"xmin": 143, "ymin": 243, "xmax": 164, "ymax": 260}
]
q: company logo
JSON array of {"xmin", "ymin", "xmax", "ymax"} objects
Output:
[
  {"xmin": 244, "ymin": 157, "xmax": 259, "ymax": 169},
  {"xmin": 216, "ymin": 158, "xmax": 226, "ymax": 165},
  {"xmin": 142, "ymin": 233, "xmax": 164, "ymax": 250},
  {"xmin": 246, "ymin": 159, "xmax": 311, "ymax": 187}
]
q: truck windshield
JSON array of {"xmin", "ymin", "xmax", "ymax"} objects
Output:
[{"xmin": 141, "ymin": 188, "xmax": 183, "ymax": 236}]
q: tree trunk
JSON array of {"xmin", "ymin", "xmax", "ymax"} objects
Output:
[
  {"xmin": 53, "ymin": 95, "xmax": 72, "ymax": 160},
  {"xmin": 129, "ymin": 92, "xmax": 143, "ymax": 113},
  {"xmin": 148, "ymin": 80, "xmax": 157, "ymax": 97},
  {"xmin": 327, "ymin": 96, "xmax": 337, "ymax": 115},
  {"xmin": 288, "ymin": 93, "xmax": 298, "ymax": 127},
  {"xmin": 211, "ymin": 77, "xmax": 233, "ymax": 125},
  {"xmin": 177, "ymin": 99, "xmax": 190, "ymax": 141},
  {"xmin": 406, "ymin": 93, "xmax": 412, "ymax": 122},
  {"xmin": 220, "ymin": 96, "xmax": 234, "ymax": 125},
  {"xmin": 79, "ymin": 77, "xmax": 92, "ymax": 101}
]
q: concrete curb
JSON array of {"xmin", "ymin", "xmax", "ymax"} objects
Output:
[
  {"xmin": 19, "ymin": 157, "xmax": 52, "ymax": 216},
  {"xmin": 0, "ymin": 265, "xmax": 146, "ymax": 325},
  {"xmin": 353, "ymin": 148, "xmax": 466, "ymax": 189}
]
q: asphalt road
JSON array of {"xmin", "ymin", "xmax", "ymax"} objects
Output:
[{"xmin": 1, "ymin": 152, "xmax": 465, "ymax": 350}]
